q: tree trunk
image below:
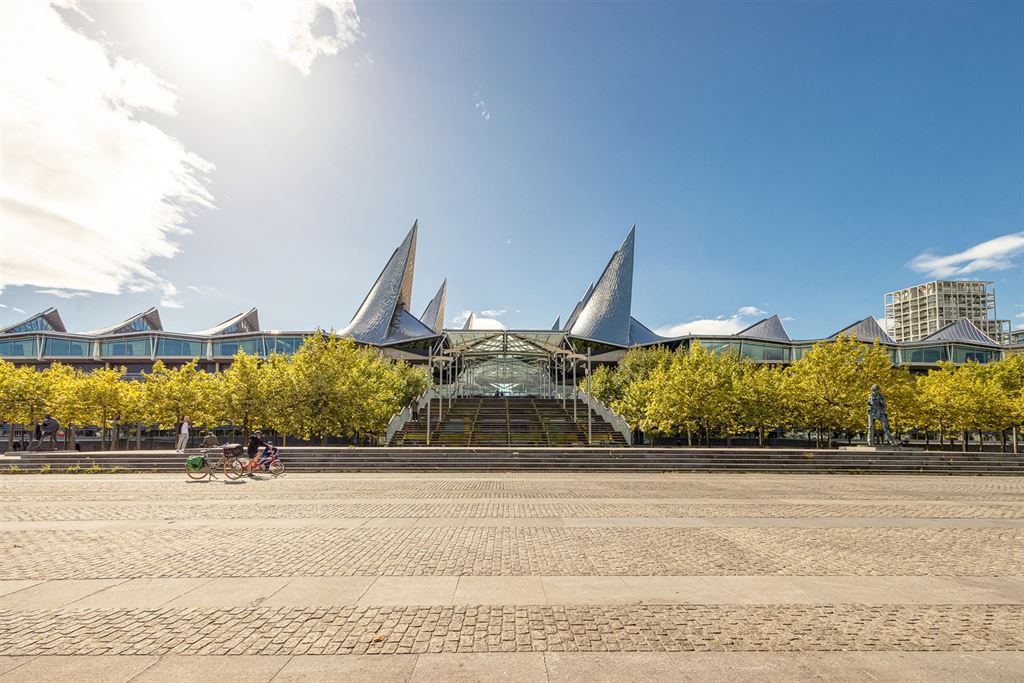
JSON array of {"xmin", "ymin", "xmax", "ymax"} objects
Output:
[
  {"xmin": 686, "ymin": 429, "xmax": 691, "ymax": 447},
  {"xmin": 758, "ymin": 425, "xmax": 765, "ymax": 449},
  {"xmin": 321, "ymin": 433, "xmax": 327, "ymax": 446},
  {"xmin": 136, "ymin": 423, "xmax": 142, "ymax": 451},
  {"xmin": 827, "ymin": 431, "xmax": 833, "ymax": 449},
  {"xmin": 962, "ymin": 431, "xmax": 968, "ymax": 453},
  {"xmin": 1001, "ymin": 429, "xmax": 1007, "ymax": 453},
  {"xmin": 7, "ymin": 424, "xmax": 14, "ymax": 451},
  {"xmin": 1014, "ymin": 427, "xmax": 1019, "ymax": 455},
  {"xmin": 924, "ymin": 430, "xmax": 930, "ymax": 449}
]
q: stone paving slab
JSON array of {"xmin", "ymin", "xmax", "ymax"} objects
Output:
[
  {"xmin": 1, "ymin": 652, "xmax": 1021, "ymax": 682},
  {"xmin": 0, "ymin": 579, "xmax": 125, "ymax": 610},
  {"xmin": 6, "ymin": 575, "xmax": 1020, "ymax": 609}
]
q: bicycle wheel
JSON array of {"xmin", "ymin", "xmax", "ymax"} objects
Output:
[
  {"xmin": 185, "ymin": 461, "xmax": 210, "ymax": 480},
  {"xmin": 269, "ymin": 460, "xmax": 284, "ymax": 477},
  {"xmin": 224, "ymin": 457, "xmax": 244, "ymax": 480}
]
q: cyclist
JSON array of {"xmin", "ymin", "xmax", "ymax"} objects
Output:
[
  {"xmin": 246, "ymin": 430, "xmax": 269, "ymax": 475},
  {"xmin": 256, "ymin": 442, "xmax": 278, "ymax": 471}
]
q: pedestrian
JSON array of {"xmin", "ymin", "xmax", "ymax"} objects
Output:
[
  {"xmin": 176, "ymin": 416, "xmax": 191, "ymax": 452},
  {"xmin": 35, "ymin": 414, "xmax": 60, "ymax": 451},
  {"xmin": 201, "ymin": 431, "xmax": 218, "ymax": 448}
]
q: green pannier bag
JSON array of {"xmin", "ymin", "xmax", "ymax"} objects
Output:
[{"xmin": 186, "ymin": 455, "xmax": 206, "ymax": 471}]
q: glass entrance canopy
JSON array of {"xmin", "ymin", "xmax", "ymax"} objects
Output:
[{"xmin": 445, "ymin": 331, "xmax": 567, "ymax": 397}]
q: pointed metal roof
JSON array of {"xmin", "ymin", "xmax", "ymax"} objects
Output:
[
  {"xmin": 384, "ymin": 308, "xmax": 438, "ymax": 345},
  {"xmin": 737, "ymin": 314, "xmax": 791, "ymax": 342},
  {"xmin": 550, "ymin": 315, "xmax": 561, "ymax": 331},
  {"xmin": 1, "ymin": 307, "xmax": 66, "ymax": 334},
  {"xmin": 922, "ymin": 319, "xmax": 999, "ymax": 346},
  {"xmin": 569, "ymin": 226, "xmax": 636, "ymax": 347},
  {"xmin": 830, "ymin": 317, "xmax": 895, "ymax": 345},
  {"xmin": 420, "ymin": 280, "xmax": 447, "ymax": 334},
  {"xmin": 192, "ymin": 308, "xmax": 259, "ymax": 336},
  {"xmin": 563, "ymin": 282, "xmax": 594, "ymax": 332},
  {"xmin": 339, "ymin": 222, "xmax": 430, "ymax": 345},
  {"xmin": 84, "ymin": 308, "xmax": 162, "ymax": 336},
  {"xmin": 462, "ymin": 312, "xmax": 476, "ymax": 330},
  {"xmin": 628, "ymin": 316, "xmax": 663, "ymax": 345}
]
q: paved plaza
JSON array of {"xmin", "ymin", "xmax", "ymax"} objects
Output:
[{"xmin": 0, "ymin": 472, "xmax": 1022, "ymax": 681}]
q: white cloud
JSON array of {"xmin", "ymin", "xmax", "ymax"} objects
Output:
[
  {"xmin": 655, "ymin": 306, "xmax": 769, "ymax": 337},
  {"xmin": 474, "ymin": 88, "xmax": 491, "ymax": 121},
  {"xmin": 35, "ymin": 289, "xmax": 92, "ymax": 299},
  {"xmin": 0, "ymin": 304, "xmax": 28, "ymax": 315},
  {"xmin": 0, "ymin": 2, "xmax": 360, "ymax": 304},
  {"xmin": 451, "ymin": 309, "xmax": 507, "ymax": 330},
  {"xmin": 0, "ymin": 2, "xmax": 213, "ymax": 298},
  {"xmin": 909, "ymin": 232, "xmax": 1024, "ymax": 278},
  {"xmin": 480, "ymin": 308, "xmax": 506, "ymax": 317},
  {"xmin": 238, "ymin": 1, "xmax": 361, "ymax": 76}
]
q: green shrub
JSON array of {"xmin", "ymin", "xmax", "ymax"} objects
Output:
[
  {"xmin": 39, "ymin": 464, "xmax": 52, "ymax": 474},
  {"xmin": 4, "ymin": 464, "xmax": 22, "ymax": 475},
  {"xmin": 65, "ymin": 464, "xmax": 81, "ymax": 474},
  {"xmin": 85, "ymin": 462, "xmax": 103, "ymax": 474},
  {"xmin": 107, "ymin": 466, "xmax": 131, "ymax": 474}
]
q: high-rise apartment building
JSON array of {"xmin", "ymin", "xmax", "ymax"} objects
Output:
[{"xmin": 884, "ymin": 280, "xmax": 1009, "ymax": 344}]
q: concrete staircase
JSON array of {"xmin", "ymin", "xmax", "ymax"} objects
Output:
[
  {"xmin": 4, "ymin": 447, "xmax": 1023, "ymax": 475},
  {"xmin": 390, "ymin": 397, "xmax": 628, "ymax": 447}
]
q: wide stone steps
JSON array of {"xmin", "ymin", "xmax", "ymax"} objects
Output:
[
  {"xmin": 4, "ymin": 448, "xmax": 1023, "ymax": 475},
  {"xmin": 392, "ymin": 397, "xmax": 626, "ymax": 448}
]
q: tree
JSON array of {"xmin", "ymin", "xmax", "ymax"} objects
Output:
[
  {"xmin": 736, "ymin": 365, "xmax": 789, "ymax": 447},
  {"xmin": 45, "ymin": 363, "xmax": 88, "ymax": 449},
  {"xmin": 139, "ymin": 360, "xmax": 217, "ymax": 433},
  {"xmin": 217, "ymin": 351, "xmax": 268, "ymax": 440},
  {"xmin": 79, "ymin": 367, "xmax": 128, "ymax": 450}
]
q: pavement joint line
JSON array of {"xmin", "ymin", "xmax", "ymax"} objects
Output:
[{"xmin": 59, "ymin": 578, "xmax": 131, "ymax": 609}]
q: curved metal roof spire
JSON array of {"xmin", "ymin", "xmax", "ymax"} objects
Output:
[
  {"xmin": 340, "ymin": 221, "xmax": 434, "ymax": 345},
  {"xmin": 1, "ymin": 307, "xmax": 66, "ymax": 334},
  {"xmin": 562, "ymin": 282, "xmax": 594, "ymax": 332},
  {"xmin": 569, "ymin": 226, "xmax": 636, "ymax": 347},
  {"xmin": 192, "ymin": 308, "xmax": 260, "ymax": 336},
  {"xmin": 922, "ymin": 319, "xmax": 998, "ymax": 346},
  {"xmin": 84, "ymin": 307, "xmax": 162, "ymax": 336},
  {"xmin": 830, "ymin": 316, "xmax": 895, "ymax": 345},
  {"xmin": 550, "ymin": 315, "xmax": 561, "ymax": 331},
  {"xmin": 420, "ymin": 279, "xmax": 447, "ymax": 333}
]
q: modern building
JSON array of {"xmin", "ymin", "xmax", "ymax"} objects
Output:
[
  {"xmin": 0, "ymin": 223, "xmax": 1010, "ymax": 394},
  {"xmin": 884, "ymin": 280, "xmax": 1010, "ymax": 344}
]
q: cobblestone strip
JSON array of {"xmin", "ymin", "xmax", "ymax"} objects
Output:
[
  {"xmin": 0, "ymin": 604, "xmax": 1019, "ymax": 656},
  {"xmin": 5, "ymin": 501, "xmax": 1023, "ymax": 522},
  {"xmin": 3, "ymin": 527, "xmax": 1021, "ymax": 579}
]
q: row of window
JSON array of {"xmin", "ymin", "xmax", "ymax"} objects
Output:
[
  {"xmin": 0, "ymin": 336, "xmax": 306, "ymax": 359},
  {"xmin": 702, "ymin": 341, "xmax": 999, "ymax": 365}
]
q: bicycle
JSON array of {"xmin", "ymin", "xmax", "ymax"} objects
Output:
[
  {"xmin": 185, "ymin": 444, "xmax": 245, "ymax": 481},
  {"xmin": 228, "ymin": 445, "xmax": 285, "ymax": 478}
]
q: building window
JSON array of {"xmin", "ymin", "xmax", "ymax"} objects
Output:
[
  {"xmin": 0, "ymin": 338, "xmax": 37, "ymax": 357},
  {"xmin": 901, "ymin": 346, "xmax": 948, "ymax": 364},
  {"xmin": 213, "ymin": 337, "xmax": 264, "ymax": 357},
  {"xmin": 266, "ymin": 336, "xmax": 303, "ymax": 355},
  {"xmin": 951, "ymin": 346, "xmax": 996, "ymax": 364},
  {"xmin": 44, "ymin": 338, "xmax": 91, "ymax": 357},
  {"xmin": 9, "ymin": 318, "xmax": 52, "ymax": 333},
  {"xmin": 100, "ymin": 337, "xmax": 152, "ymax": 357},
  {"xmin": 156, "ymin": 337, "xmax": 204, "ymax": 358},
  {"xmin": 740, "ymin": 342, "xmax": 789, "ymax": 362}
]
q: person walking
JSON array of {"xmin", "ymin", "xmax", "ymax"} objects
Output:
[{"xmin": 175, "ymin": 416, "xmax": 191, "ymax": 452}]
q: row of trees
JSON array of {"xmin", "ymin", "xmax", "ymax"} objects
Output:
[
  {"xmin": 583, "ymin": 336, "xmax": 1024, "ymax": 450},
  {"xmin": 0, "ymin": 333, "xmax": 428, "ymax": 449}
]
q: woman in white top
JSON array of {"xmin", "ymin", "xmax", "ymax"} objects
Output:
[{"xmin": 176, "ymin": 417, "xmax": 191, "ymax": 452}]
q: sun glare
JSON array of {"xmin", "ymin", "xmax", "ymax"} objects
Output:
[{"xmin": 154, "ymin": 1, "xmax": 260, "ymax": 67}]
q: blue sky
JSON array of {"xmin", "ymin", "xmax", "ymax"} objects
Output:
[{"xmin": 2, "ymin": 1, "xmax": 1022, "ymax": 338}]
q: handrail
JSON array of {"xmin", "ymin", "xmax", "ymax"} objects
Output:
[
  {"xmin": 576, "ymin": 389, "xmax": 633, "ymax": 445},
  {"xmin": 386, "ymin": 388, "xmax": 439, "ymax": 445}
]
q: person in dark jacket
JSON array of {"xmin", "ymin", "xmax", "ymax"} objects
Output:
[{"xmin": 247, "ymin": 430, "xmax": 269, "ymax": 457}]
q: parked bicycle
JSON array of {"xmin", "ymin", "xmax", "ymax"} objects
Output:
[{"xmin": 185, "ymin": 443, "xmax": 245, "ymax": 481}]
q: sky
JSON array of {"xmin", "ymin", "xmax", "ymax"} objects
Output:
[{"xmin": 1, "ymin": 1, "xmax": 1022, "ymax": 338}]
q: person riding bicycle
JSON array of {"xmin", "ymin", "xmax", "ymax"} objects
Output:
[
  {"xmin": 256, "ymin": 441, "xmax": 278, "ymax": 471},
  {"xmin": 247, "ymin": 430, "xmax": 271, "ymax": 472}
]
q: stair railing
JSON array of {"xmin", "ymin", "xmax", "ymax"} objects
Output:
[
  {"xmin": 386, "ymin": 388, "xmax": 440, "ymax": 445},
  {"xmin": 575, "ymin": 389, "xmax": 633, "ymax": 446}
]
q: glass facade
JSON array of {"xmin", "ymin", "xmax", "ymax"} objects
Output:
[
  {"xmin": 44, "ymin": 338, "xmax": 91, "ymax": 357},
  {"xmin": 156, "ymin": 337, "xmax": 204, "ymax": 357},
  {"xmin": 213, "ymin": 336, "xmax": 264, "ymax": 357},
  {"xmin": 100, "ymin": 337, "xmax": 152, "ymax": 357},
  {"xmin": 739, "ymin": 342, "xmax": 789, "ymax": 362},
  {"xmin": 951, "ymin": 345, "xmax": 998, "ymax": 364},
  {"xmin": 0, "ymin": 337, "xmax": 37, "ymax": 357},
  {"xmin": 9, "ymin": 317, "xmax": 52, "ymax": 333},
  {"xmin": 266, "ymin": 336, "xmax": 304, "ymax": 355},
  {"xmin": 901, "ymin": 345, "xmax": 949, "ymax": 364},
  {"xmin": 126, "ymin": 317, "xmax": 153, "ymax": 332},
  {"xmin": 699, "ymin": 340, "xmax": 740, "ymax": 354}
]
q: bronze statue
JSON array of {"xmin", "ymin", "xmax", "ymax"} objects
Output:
[{"xmin": 867, "ymin": 384, "xmax": 894, "ymax": 446}]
